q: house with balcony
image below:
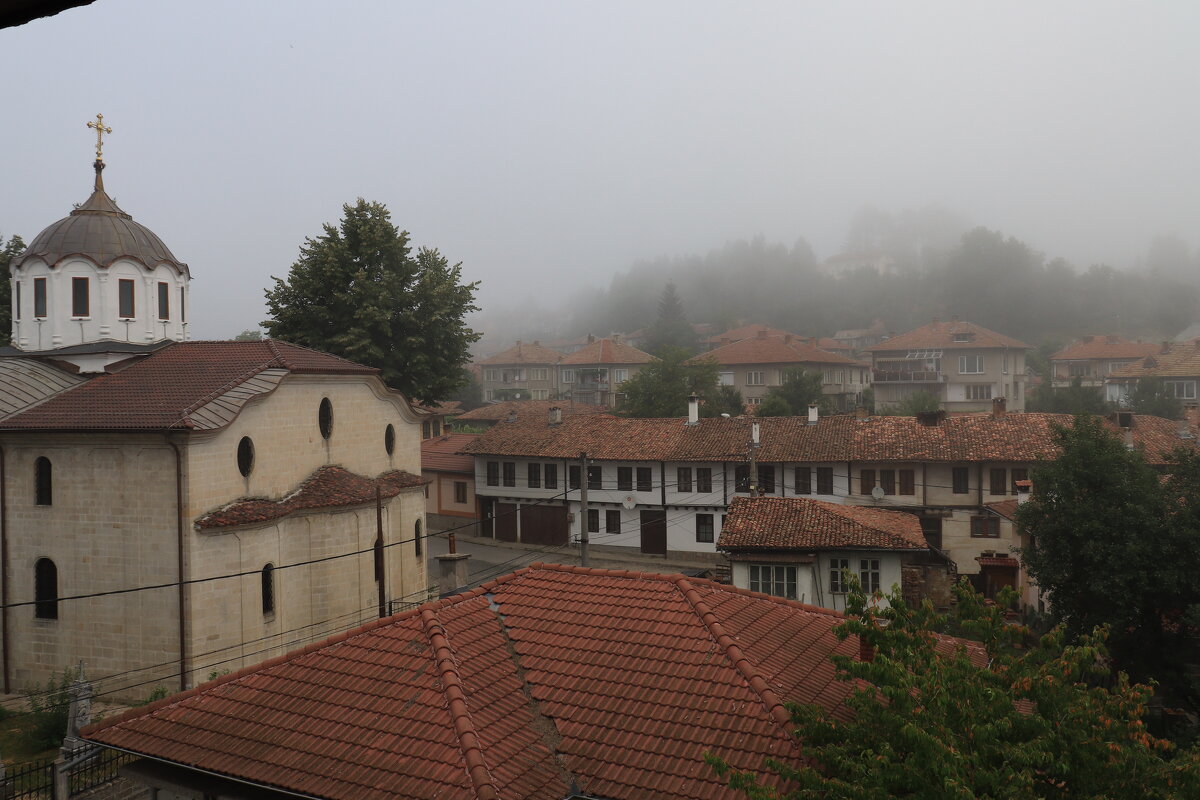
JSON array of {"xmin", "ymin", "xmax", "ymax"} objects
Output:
[
  {"xmin": 691, "ymin": 329, "xmax": 870, "ymax": 409},
  {"xmin": 558, "ymin": 335, "xmax": 653, "ymax": 408},
  {"xmin": 1048, "ymin": 335, "xmax": 1158, "ymax": 393},
  {"xmin": 477, "ymin": 340, "xmax": 565, "ymax": 401},
  {"xmin": 461, "ymin": 400, "xmax": 1195, "ymax": 604},
  {"xmin": 1105, "ymin": 339, "xmax": 1200, "ymax": 406},
  {"xmin": 866, "ymin": 317, "xmax": 1030, "ymax": 412}
]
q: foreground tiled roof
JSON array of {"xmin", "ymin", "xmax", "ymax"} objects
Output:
[
  {"xmin": 0, "ymin": 340, "xmax": 380, "ymax": 431},
  {"xmin": 462, "ymin": 411, "xmax": 1194, "ymax": 465},
  {"xmin": 719, "ymin": 496, "xmax": 928, "ymax": 551},
  {"xmin": 695, "ymin": 334, "xmax": 858, "ymax": 367},
  {"xmin": 559, "ymin": 337, "xmax": 654, "ymax": 365},
  {"xmin": 454, "ymin": 399, "xmax": 608, "ymax": 423},
  {"xmin": 194, "ymin": 466, "xmax": 425, "ymax": 530},
  {"xmin": 1108, "ymin": 339, "xmax": 1200, "ymax": 379},
  {"xmin": 1049, "ymin": 336, "xmax": 1159, "ymax": 362},
  {"xmin": 866, "ymin": 319, "xmax": 1028, "ymax": 352},
  {"xmin": 83, "ymin": 565, "xmax": 873, "ymax": 800},
  {"xmin": 422, "ymin": 433, "xmax": 480, "ymax": 473},
  {"xmin": 478, "ymin": 341, "xmax": 565, "ymax": 366}
]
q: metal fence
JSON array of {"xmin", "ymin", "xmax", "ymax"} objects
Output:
[
  {"xmin": 1, "ymin": 748, "xmax": 135, "ymax": 800},
  {"xmin": 3, "ymin": 757, "xmax": 53, "ymax": 800},
  {"xmin": 67, "ymin": 749, "xmax": 135, "ymax": 796}
]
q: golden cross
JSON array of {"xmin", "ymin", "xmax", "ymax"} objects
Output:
[{"xmin": 86, "ymin": 113, "xmax": 112, "ymax": 162}]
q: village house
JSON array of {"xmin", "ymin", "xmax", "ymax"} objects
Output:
[
  {"xmin": 692, "ymin": 329, "xmax": 870, "ymax": 410},
  {"xmin": 866, "ymin": 317, "xmax": 1030, "ymax": 412},
  {"xmin": 832, "ymin": 319, "xmax": 888, "ymax": 357},
  {"xmin": 84, "ymin": 564, "xmax": 975, "ymax": 800},
  {"xmin": 462, "ymin": 400, "xmax": 1192, "ymax": 603},
  {"xmin": 0, "ymin": 146, "xmax": 428, "ymax": 700},
  {"xmin": 718, "ymin": 495, "xmax": 955, "ymax": 612},
  {"xmin": 557, "ymin": 335, "xmax": 653, "ymax": 408},
  {"xmin": 477, "ymin": 339, "xmax": 565, "ymax": 401},
  {"xmin": 1105, "ymin": 338, "xmax": 1200, "ymax": 407},
  {"xmin": 1048, "ymin": 335, "xmax": 1157, "ymax": 393},
  {"xmin": 452, "ymin": 398, "xmax": 608, "ymax": 429},
  {"xmin": 421, "ymin": 432, "xmax": 481, "ymax": 533}
]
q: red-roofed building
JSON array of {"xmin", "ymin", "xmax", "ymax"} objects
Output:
[
  {"xmin": 866, "ymin": 316, "xmax": 1030, "ymax": 412},
  {"xmin": 558, "ymin": 335, "xmax": 654, "ymax": 407},
  {"xmin": 1048, "ymin": 335, "xmax": 1158, "ymax": 393},
  {"xmin": 422, "ymin": 433, "xmax": 481, "ymax": 531},
  {"xmin": 0, "ymin": 155, "xmax": 430, "ymax": 700},
  {"xmin": 477, "ymin": 339, "xmax": 566, "ymax": 402},
  {"xmin": 83, "ymin": 564, "xmax": 908, "ymax": 800},
  {"xmin": 718, "ymin": 496, "xmax": 954, "ymax": 611},
  {"xmin": 1105, "ymin": 339, "xmax": 1200, "ymax": 406}
]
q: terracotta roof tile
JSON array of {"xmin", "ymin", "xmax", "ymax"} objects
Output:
[
  {"xmin": 422, "ymin": 433, "xmax": 480, "ymax": 473},
  {"xmin": 194, "ymin": 465, "xmax": 425, "ymax": 530},
  {"xmin": 83, "ymin": 565, "xmax": 874, "ymax": 800},
  {"xmin": 865, "ymin": 319, "xmax": 1029, "ymax": 352},
  {"xmin": 984, "ymin": 499, "xmax": 1021, "ymax": 521},
  {"xmin": 0, "ymin": 340, "xmax": 379, "ymax": 431},
  {"xmin": 704, "ymin": 324, "xmax": 799, "ymax": 345},
  {"xmin": 694, "ymin": 334, "xmax": 858, "ymax": 367},
  {"xmin": 454, "ymin": 399, "xmax": 608, "ymax": 423},
  {"xmin": 478, "ymin": 341, "xmax": 566, "ymax": 366},
  {"xmin": 1108, "ymin": 339, "xmax": 1200, "ymax": 379},
  {"xmin": 1049, "ymin": 336, "xmax": 1159, "ymax": 361},
  {"xmin": 719, "ymin": 496, "xmax": 928, "ymax": 551},
  {"xmin": 559, "ymin": 338, "xmax": 654, "ymax": 365}
]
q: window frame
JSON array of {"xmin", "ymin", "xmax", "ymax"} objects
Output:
[
  {"xmin": 34, "ymin": 277, "xmax": 47, "ymax": 318},
  {"xmin": 879, "ymin": 469, "xmax": 895, "ymax": 495},
  {"xmin": 605, "ymin": 509, "xmax": 621, "ymax": 534},
  {"xmin": 486, "ymin": 461, "xmax": 500, "ymax": 487},
  {"xmin": 899, "ymin": 469, "xmax": 915, "ymax": 496},
  {"xmin": 527, "ymin": 462, "xmax": 541, "ymax": 488},
  {"xmin": 958, "ymin": 355, "xmax": 984, "ymax": 374},
  {"xmin": 696, "ymin": 467, "xmax": 713, "ymax": 493},
  {"xmin": 859, "ymin": 558, "xmax": 881, "ymax": 593},
  {"xmin": 561, "ymin": 369, "xmax": 576, "ymax": 384},
  {"xmin": 966, "ymin": 383, "xmax": 993, "ymax": 401},
  {"xmin": 502, "ymin": 462, "xmax": 516, "ymax": 488},
  {"xmin": 829, "ymin": 557, "xmax": 850, "ymax": 594},
  {"xmin": 586, "ymin": 508, "xmax": 600, "ymax": 533},
  {"xmin": 118, "ymin": 279, "xmax": 136, "ymax": 319},
  {"xmin": 544, "ymin": 463, "xmax": 558, "ymax": 489},
  {"xmin": 749, "ymin": 564, "xmax": 798, "ymax": 600},
  {"xmin": 860, "ymin": 469, "xmax": 876, "ymax": 495},
  {"xmin": 677, "ymin": 466, "xmax": 693, "ymax": 493},
  {"xmin": 71, "ymin": 276, "xmax": 90, "ymax": 317},
  {"xmin": 454, "ymin": 481, "xmax": 468, "ymax": 504},
  {"xmin": 970, "ymin": 515, "xmax": 1001, "ymax": 538},
  {"xmin": 34, "ymin": 558, "xmax": 59, "ymax": 620},
  {"xmin": 795, "ymin": 466, "xmax": 812, "ymax": 494},
  {"xmin": 746, "ymin": 371, "xmax": 766, "ymax": 386},
  {"xmin": 587, "ymin": 465, "xmax": 603, "ymax": 490},
  {"xmin": 34, "ymin": 456, "xmax": 52, "ymax": 506},
  {"xmin": 157, "ymin": 281, "xmax": 170, "ymax": 321},
  {"xmin": 635, "ymin": 467, "xmax": 653, "ymax": 493},
  {"xmin": 695, "ymin": 513, "xmax": 715, "ymax": 543},
  {"xmin": 952, "ymin": 466, "xmax": 970, "ymax": 494},
  {"xmin": 816, "ymin": 467, "xmax": 834, "ymax": 495},
  {"xmin": 617, "ymin": 467, "xmax": 633, "ymax": 492},
  {"xmin": 989, "ymin": 468, "xmax": 1007, "ymax": 496}
]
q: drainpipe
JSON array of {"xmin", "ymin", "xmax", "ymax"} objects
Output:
[
  {"xmin": 167, "ymin": 437, "xmax": 188, "ymax": 692},
  {"xmin": 1, "ymin": 443, "xmax": 9, "ymax": 693}
]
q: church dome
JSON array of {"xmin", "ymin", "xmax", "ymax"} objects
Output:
[{"xmin": 14, "ymin": 163, "xmax": 189, "ymax": 277}]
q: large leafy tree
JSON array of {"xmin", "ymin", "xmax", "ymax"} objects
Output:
[
  {"xmin": 1018, "ymin": 415, "xmax": 1200, "ymax": 696},
  {"xmin": 619, "ymin": 348, "xmax": 719, "ymax": 417},
  {"xmin": 761, "ymin": 368, "xmax": 831, "ymax": 416},
  {"xmin": 263, "ymin": 200, "xmax": 479, "ymax": 401},
  {"xmin": 1126, "ymin": 377, "xmax": 1184, "ymax": 420},
  {"xmin": 1027, "ymin": 376, "xmax": 1111, "ymax": 415},
  {"xmin": 710, "ymin": 580, "xmax": 1200, "ymax": 798},
  {"xmin": 0, "ymin": 234, "xmax": 26, "ymax": 346}
]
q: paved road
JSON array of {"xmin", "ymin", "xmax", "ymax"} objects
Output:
[{"xmin": 426, "ymin": 531, "xmax": 574, "ymax": 589}]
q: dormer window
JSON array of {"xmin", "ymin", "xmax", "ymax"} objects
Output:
[{"xmin": 953, "ymin": 332, "xmax": 973, "ymax": 343}]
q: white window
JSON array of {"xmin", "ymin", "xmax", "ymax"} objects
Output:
[
  {"xmin": 483, "ymin": 388, "xmax": 494, "ymax": 400},
  {"xmin": 613, "ymin": 368, "xmax": 629, "ymax": 383},
  {"xmin": 530, "ymin": 368, "xmax": 548, "ymax": 381},
  {"xmin": 1108, "ymin": 361, "xmax": 1133, "ymax": 374},
  {"xmin": 958, "ymin": 355, "xmax": 984, "ymax": 374},
  {"xmin": 966, "ymin": 384, "xmax": 993, "ymax": 400},
  {"xmin": 860, "ymin": 559, "xmax": 881, "ymax": 593},
  {"xmin": 562, "ymin": 369, "xmax": 575, "ymax": 383},
  {"xmin": 953, "ymin": 333, "xmax": 973, "ymax": 343},
  {"xmin": 484, "ymin": 369, "xmax": 498, "ymax": 382},
  {"xmin": 531, "ymin": 389, "xmax": 548, "ymax": 400},
  {"xmin": 747, "ymin": 371, "xmax": 765, "ymax": 386},
  {"xmin": 1167, "ymin": 381, "xmax": 1197, "ymax": 399},
  {"xmin": 749, "ymin": 565, "xmax": 797, "ymax": 599},
  {"xmin": 829, "ymin": 557, "xmax": 850, "ymax": 593},
  {"xmin": 1069, "ymin": 362, "xmax": 1090, "ymax": 377},
  {"xmin": 746, "ymin": 397, "xmax": 762, "ymax": 406},
  {"xmin": 718, "ymin": 372, "xmax": 734, "ymax": 386}
]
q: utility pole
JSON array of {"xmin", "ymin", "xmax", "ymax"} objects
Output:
[
  {"xmin": 748, "ymin": 421, "xmax": 761, "ymax": 495},
  {"xmin": 579, "ymin": 451, "xmax": 590, "ymax": 567}
]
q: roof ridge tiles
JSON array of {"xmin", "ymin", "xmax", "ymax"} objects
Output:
[
  {"xmin": 419, "ymin": 608, "xmax": 499, "ymax": 800},
  {"xmin": 672, "ymin": 577, "xmax": 795, "ymax": 731}
]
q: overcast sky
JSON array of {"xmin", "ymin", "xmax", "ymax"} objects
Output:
[{"xmin": 3, "ymin": 1, "xmax": 1198, "ymax": 340}]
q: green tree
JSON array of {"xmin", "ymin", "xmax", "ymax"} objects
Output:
[
  {"xmin": 1127, "ymin": 377, "xmax": 1184, "ymax": 420},
  {"xmin": 754, "ymin": 394, "xmax": 792, "ymax": 417},
  {"xmin": 0, "ymin": 234, "xmax": 26, "ymax": 346},
  {"xmin": 262, "ymin": 199, "xmax": 480, "ymax": 401},
  {"xmin": 709, "ymin": 580, "xmax": 1200, "ymax": 798},
  {"xmin": 642, "ymin": 282, "xmax": 698, "ymax": 355},
  {"xmin": 762, "ymin": 368, "xmax": 831, "ymax": 416},
  {"xmin": 619, "ymin": 348, "xmax": 719, "ymax": 417},
  {"xmin": 1026, "ymin": 377, "xmax": 1111, "ymax": 415},
  {"xmin": 877, "ymin": 389, "xmax": 942, "ymax": 416},
  {"xmin": 1018, "ymin": 415, "xmax": 1200, "ymax": 695},
  {"xmin": 234, "ymin": 328, "xmax": 262, "ymax": 341},
  {"xmin": 709, "ymin": 384, "xmax": 745, "ymax": 417}
]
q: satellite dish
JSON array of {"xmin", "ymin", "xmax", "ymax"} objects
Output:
[
  {"xmin": 870, "ymin": 486, "xmax": 886, "ymax": 501},
  {"xmin": 621, "ymin": 495, "xmax": 638, "ymax": 510}
]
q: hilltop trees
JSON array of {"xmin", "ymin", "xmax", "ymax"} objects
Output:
[{"xmin": 263, "ymin": 200, "xmax": 480, "ymax": 401}]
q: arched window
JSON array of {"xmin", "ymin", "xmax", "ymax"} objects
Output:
[
  {"xmin": 237, "ymin": 437, "xmax": 255, "ymax": 477},
  {"xmin": 261, "ymin": 564, "xmax": 275, "ymax": 616},
  {"xmin": 384, "ymin": 424, "xmax": 396, "ymax": 456},
  {"xmin": 35, "ymin": 457, "xmax": 52, "ymax": 506},
  {"xmin": 318, "ymin": 398, "xmax": 333, "ymax": 440},
  {"xmin": 415, "ymin": 518, "xmax": 423, "ymax": 558},
  {"xmin": 35, "ymin": 558, "xmax": 58, "ymax": 620}
]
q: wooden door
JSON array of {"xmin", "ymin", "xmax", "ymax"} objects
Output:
[{"xmin": 639, "ymin": 510, "xmax": 667, "ymax": 555}]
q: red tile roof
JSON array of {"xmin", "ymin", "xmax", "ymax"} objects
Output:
[
  {"xmin": 865, "ymin": 319, "xmax": 1028, "ymax": 352},
  {"xmin": 83, "ymin": 564, "xmax": 874, "ymax": 800},
  {"xmin": 976, "ymin": 556, "xmax": 1019, "ymax": 568},
  {"xmin": 454, "ymin": 399, "xmax": 608, "ymax": 423},
  {"xmin": 422, "ymin": 433, "xmax": 480, "ymax": 473},
  {"xmin": 194, "ymin": 465, "xmax": 425, "ymax": 530},
  {"xmin": 462, "ymin": 411, "xmax": 1194, "ymax": 465},
  {"xmin": 0, "ymin": 340, "xmax": 379, "ymax": 431},
  {"xmin": 984, "ymin": 499, "xmax": 1021, "ymax": 521},
  {"xmin": 1108, "ymin": 339, "xmax": 1200, "ymax": 379},
  {"xmin": 704, "ymin": 323, "xmax": 798, "ymax": 345},
  {"xmin": 695, "ymin": 334, "xmax": 858, "ymax": 367},
  {"xmin": 478, "ymin": 341, "xmax": 565, "ymax": 366},
  {"xmin": 1049, "ymin": 336, "xmax": 1159, "ymax": 362},
  {"xmin": 559, "ymin": 337, "xmax": 654, "ymax": 365},
  {"xmin": 719, "ymin": 496, "xmax": 928, "ymax": 551}
]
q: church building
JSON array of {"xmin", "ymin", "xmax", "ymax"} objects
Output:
[{"xmin": 0, "ymin": 119, "xmax": 429, "ymax": 700}]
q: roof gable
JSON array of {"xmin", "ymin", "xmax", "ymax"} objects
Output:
[
  {"xmin": 559, "ymin": 338, "xmax": 654, "ymax": 365},
  {"xmin": 696, "ymin": 334, "xmax": 858, "ymax": 367},
  {"xmin": 477, "ymin": 341, "xmax": 565, "ymax": 366},
  {"xmin": 866, "ymin": 319, "xmax": 1029, "ymax": 352},
  {"xmin": 1049, "ymin": 336, "xmax": 1159, "ymax": 361}
]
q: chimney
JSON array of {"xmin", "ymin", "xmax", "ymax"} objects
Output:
[
  {"xmin": 992, "ymin": 397, "xmax": 1007, "ymax": 418},
  {"xmin": 548, "ymin": 406, "xmax": 562, "ymax": 426},
  {"xmin": 1178, "ymin": 418, "xmax": 1194, "ymax": 440},
  {"xmin": 1124, "ymin": 428, "xmax": 1135, "ymax": 451},
  {"xmin": 1117, "ymin": 410, "xmax": 1134, "ymax": 430},
  {"xmin": 1161, "ymin": 340, "xmax": 1171, "ymax": 354},
  {"xmin": 588, "ymin": 334, "xmax": 596, "ymax": 344},
  {"xmin": 783, "ymin": 334, "xmax": 793, "ymax": 345},
  {"xmin": 756, "ymin": 329, "xmax": 768, "ymax": 339},
  {"xmin": 807, "ymin": 403, "xmax": 819, "ymax": 425},
  {"xmin": 686, "ymin": 394, "xmax": 700, "ymax": 426},
  {"xmin": 1015, "ymin": 480, "xmax": 1032, "ymax": 504}
]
